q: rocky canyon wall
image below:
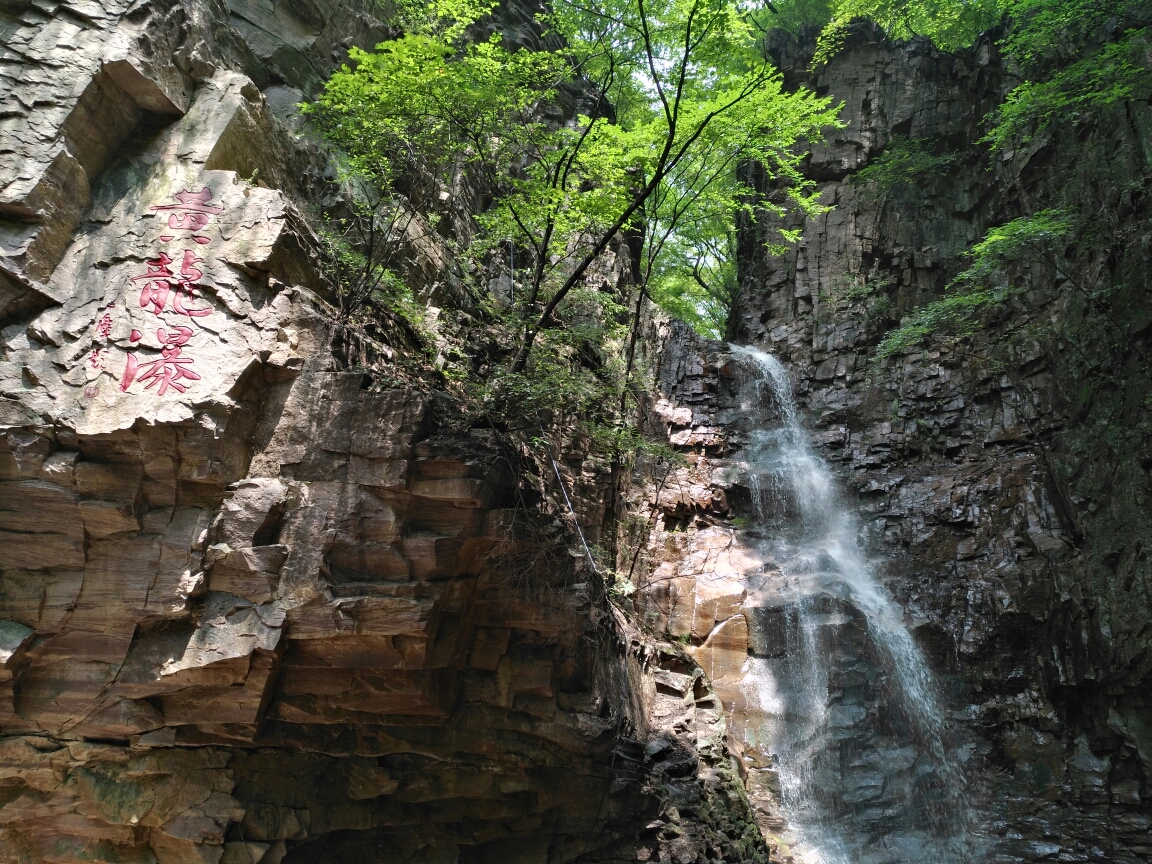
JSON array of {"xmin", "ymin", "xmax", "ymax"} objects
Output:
[
  {"xmin": 0, "ymin": 2, "xmax": 766, "ymax": 863},
  {"xmin": 636, "ymin": 22, "xmax": 1152, "ymax": 864}
]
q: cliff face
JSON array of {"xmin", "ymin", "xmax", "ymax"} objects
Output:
[
  {"xmin": 5, "ymin": 4, "xmax": 1150, "ymax": 863},
  {"xmin": 0, "ymin": 3, "xmax": 766, "ymax": 863},
  {"xmin": 637, "ymin": 22, "xmax": 1152, "ymax": 864}
]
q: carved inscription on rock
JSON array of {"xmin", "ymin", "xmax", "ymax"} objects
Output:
[
  {"xmin": 117, "ymin": 188, "xmax": 223, "ymax": 396},
  {"xmin": 77, "ymin": 187, "xmax": 232, "ymax": 402}
]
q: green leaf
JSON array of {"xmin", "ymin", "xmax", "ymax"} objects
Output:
[{"xmin": 875, "ymin": 209, "xmax": 1077, "ymax": 357}]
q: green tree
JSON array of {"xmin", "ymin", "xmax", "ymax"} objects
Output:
[
  {"xmin": 802, "ymin": 0, "xmax": 1151, "ymax": 371},
  {"xmin": 877, "ymin": 208, "xmax": 1151, "ymax": 370},
  {"xmin": 307, "ymin": 0, "xmax": 839, "ymax": 380},
  {"xmin": 752, "ymin": 0, "xmax": 837, "ymax": 35},
  {"xmin": 851, "ymin": 135, "xmax": 956, "ymax": 196},
  {"xmin": 872, "ymin": 202, "xmax": 1150, "ymax": 547}
]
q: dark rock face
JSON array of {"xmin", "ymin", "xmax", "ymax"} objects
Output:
[
  {"xmin": 719, "ymin": 22, "xmax": 1152, "ymax": 864},
  {"xmin": 0, "ymin": 2, "xmax": 767, "ymax": 862}
]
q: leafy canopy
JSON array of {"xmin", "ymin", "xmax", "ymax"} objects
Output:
[
  {"xmin": 985, "ymin": 30, "xmax": 1150, "ymax": 149},
  {"xmin": 306, "ymin": 0, "xmax": 841, "ymax": 379},
  {"xmin": 786, "ymin": 0, "xmax": 1150, "ymax": 364},
  {"xmin": 752, "ymin": 0, "xmax": 836, "ymax": 35}
]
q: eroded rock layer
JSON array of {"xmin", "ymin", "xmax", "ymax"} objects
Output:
[{"xmin": 0, "ymin": 2, "xmax": 766, "ymax": 862}]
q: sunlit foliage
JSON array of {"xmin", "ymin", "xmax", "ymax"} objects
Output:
[{"xmin": 307, "ymin": 0, "xmax": 841, "ymax": 375}]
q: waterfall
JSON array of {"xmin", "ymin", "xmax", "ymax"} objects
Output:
[{"xmin": 728, "ymin": 345, "xmax": 983, "ymax": 864}]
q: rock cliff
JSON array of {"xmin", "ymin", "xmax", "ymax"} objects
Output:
[
  {"xmin": 5, "ymin": 4, "xmax": 1151, "ymax": 864},
  {"xmin": 635, "ymin": 22, "xmax": 1152, "ymax": 864},
  {"xmin": 0, "ymin": 2, "xmax": 766, "ymax": 862}
]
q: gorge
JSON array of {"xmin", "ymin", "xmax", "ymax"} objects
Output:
[{"xmin": 1, "ymin": 1, "xmax": 1150, "ymax": 863}]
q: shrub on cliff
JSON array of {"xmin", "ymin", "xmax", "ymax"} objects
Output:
[{"xmin": 800, "ymin": 0, "xmax": 1152, "ymax": 150}]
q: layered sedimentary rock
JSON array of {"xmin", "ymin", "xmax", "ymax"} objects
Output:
[
  {"xmin": 8, "ymin": 2, "xmax": 1148, "ymax": 862},
  {"xmin": 0, "ymin": 2, "xmax": 766, "ymax": 862},
  {"xmin": 634, "ymin": 23, "xmax": 1152, "ymax": 864}
]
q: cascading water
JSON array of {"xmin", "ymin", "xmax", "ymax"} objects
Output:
[{"xmin": 728, "ymin": 345, "xmax": 983, "ymax": 864}]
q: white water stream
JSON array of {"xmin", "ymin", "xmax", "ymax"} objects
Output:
[{"xmin": 729, "ymin": 345, "xmax": 982, "ymax": 864}]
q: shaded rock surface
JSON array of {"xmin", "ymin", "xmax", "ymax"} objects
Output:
[
  {"xmin": 0, "ymin": 2, "xmax": 767, "ymax": 862},
  {"xmin": 633, "ymin": 23, "xmax": 1152, "ymax": 864}
]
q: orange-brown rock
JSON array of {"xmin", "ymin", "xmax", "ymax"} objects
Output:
[{"xmin": 0, "ymin": 3, "xmax": 768, "ymax": 863}]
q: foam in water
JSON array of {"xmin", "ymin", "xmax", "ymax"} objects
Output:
[{"xmin": 728, "ymin": 344, "xmax": 983, "ymax": 864}]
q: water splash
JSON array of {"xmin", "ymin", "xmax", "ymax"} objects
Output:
[{"xmin": 729, "ymin": 344, "xmax": 982, "ymax": 864}]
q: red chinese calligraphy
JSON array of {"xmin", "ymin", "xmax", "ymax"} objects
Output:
[
  {"xmin": 136, "ymin": 326, "xmax": 201, "ymax": 396},
  {"xmin": 87, "ymin": 348, "xmax": 105, "ymax": 370},
  {"xmin": 179, "ymin": 249, "xmax": 203, "ymax": 283},
  {"xmin": 83, "ymin": 382, "xmax": 99, "ymax": 399},
  {"xmin": 131, "ymin": 251, "xmax": 174, "ymax": 315},
  {"xmin": 173, "ymin": 250, "xmax": 211, "ymax": 316},
  {"xmin": 95, "ymin": 313, "xmax": 113, "ymax": 339},
  {"xmin": 173, "ymin": 285, "xmax": 211, "ymax": 316},
  {"xmin": 116, "ymin": 186, "xmax": 228, "ymax": 399},
  {"xmin": 132, "ymin": 251, "xmax": 174, "ymax": 281},
  {"xmin": 120, "ymin": 353, "xmax": 138, "ymax": 392},
  {"xmin": 160, "ymin": 234, "xmax": 210, "ymax": 244},
  {"xmin": 129, "ymin": 250, "xmax": 210, "ymax": 318},
  {"xmin": 149, "ymin": 188, "xmax": 224, "ymax": 232}
]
